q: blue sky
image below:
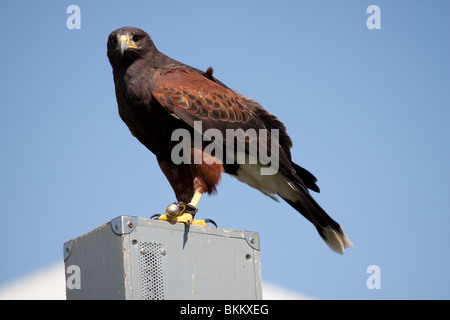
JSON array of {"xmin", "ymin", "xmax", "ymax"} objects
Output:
[{"xmin": 1, "ymin": 1, "xmax": 449, "ymax": 299}]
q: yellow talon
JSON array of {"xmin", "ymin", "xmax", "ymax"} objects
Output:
[
  {"xmin": 158, "ymin": 213, "xmax": 206, "ymax": 226},
  {"xmin": 158, "ymin": 191, "xmax": 206, "ymax": 226}
]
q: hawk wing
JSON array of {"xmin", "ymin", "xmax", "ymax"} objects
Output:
[
  {"xmin": 152, "ymin": 67, "xmax": 283, "ymax": 168},
  {"xmin": 152, "ymin": 67, "xmax": 260, "ymax": 131},
  {"xmin": 151, "ymin": 66, "xmax": 311, "ymax": 187}
]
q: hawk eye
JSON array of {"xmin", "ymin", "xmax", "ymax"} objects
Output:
[{"xmin": 133, "ymin": 35, "xmax": 143, "ymax": 44}]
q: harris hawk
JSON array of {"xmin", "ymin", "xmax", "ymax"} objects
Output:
[{"xmin": 107, "ymin": 26, "xmax": 353, "ymax": 254}]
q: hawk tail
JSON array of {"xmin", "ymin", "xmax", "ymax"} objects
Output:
[{"xmin": 285, "ymin": 197, "xmax": 353, "ymax": 254}]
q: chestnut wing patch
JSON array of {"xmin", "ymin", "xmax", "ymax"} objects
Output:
[{"xmin": 152, "ymin": 67, "xmax": 253, "ymax": 126}]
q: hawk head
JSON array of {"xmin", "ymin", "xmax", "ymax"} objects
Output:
[{"xmin": 107, "ymin": 26, "xmax": 156, "ymax": 68}]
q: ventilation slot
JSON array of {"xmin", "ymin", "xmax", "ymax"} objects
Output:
[{"xmin": 138, "ymin": 242, "xmax": 164, "ymax": 300}]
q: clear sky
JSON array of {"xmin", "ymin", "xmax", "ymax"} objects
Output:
[{"xmin": 0, "ymin": 1, "xmax": 449, "ymax": 299}]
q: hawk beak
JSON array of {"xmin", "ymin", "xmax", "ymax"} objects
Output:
[{"xmin": 117, "ymin": 35, "xmax": 137, "ymax": 55}]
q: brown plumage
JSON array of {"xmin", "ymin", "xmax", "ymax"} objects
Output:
[
  {"xmin": 153, "ymin": 67, "xmax": 253, "ymax": 125},
  {"xmin": 107, "ymin": 26, "xmax": 353, "ymax": 254}
]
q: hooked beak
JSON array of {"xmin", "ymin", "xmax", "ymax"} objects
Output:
[{"xmin": 117, "ymin": 35, "xmax": 138, "ymax": 55}]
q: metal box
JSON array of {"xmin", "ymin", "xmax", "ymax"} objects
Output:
[{"xmin": 63, "ymin": 216, "xmax": 262, "ymax": 300}]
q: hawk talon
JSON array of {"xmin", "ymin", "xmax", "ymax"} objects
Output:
[
  {"xmin": 204, "ymin": 218, "xmax": 218, "ymax": 228},
  {"xmin": 157, "ymin": 213, "xmax": 207, "ymax": 226},
  {"xmin": 157, "ymin": 201, "xmax": 211, "ymax": 226},
  {"xmin": 166, "ymin": 202, "xmax": 198, "ymax": 218}
]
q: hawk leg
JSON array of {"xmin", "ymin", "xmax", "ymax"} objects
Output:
[{"xmin": 158, "ymin": 191, "xmax": 209, "ymax": 226}]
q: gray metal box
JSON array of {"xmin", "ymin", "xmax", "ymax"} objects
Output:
[{"xmin": 63, "ymin": 216, "xmax": 262, "ymax": 300}]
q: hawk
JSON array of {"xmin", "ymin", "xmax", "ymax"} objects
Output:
[{"xmin": 107, "ymin": 26, "xmax": 353, "ymax": 254}]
